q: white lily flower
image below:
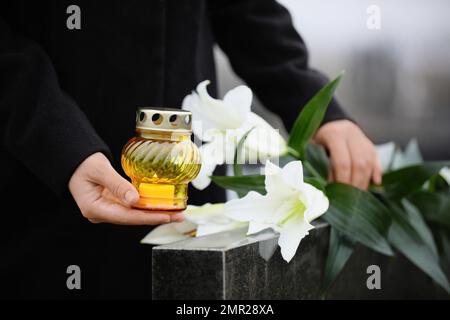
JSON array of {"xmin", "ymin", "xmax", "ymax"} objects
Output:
[
  {"xmin": 182, "ymin": 80, "xmax": 288, "ymax": 190},
  {"xmin": 224, "ymin": 160, "xmax": 329, "ymax": 262},
  {"xmin": 140, "ymin": 203, "xmax": 246, "ymax": 245}
]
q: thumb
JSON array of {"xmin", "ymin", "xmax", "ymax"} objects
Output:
[{"xmin": 94, "ymin": 163, "xmax": 139, "ymax": 206}]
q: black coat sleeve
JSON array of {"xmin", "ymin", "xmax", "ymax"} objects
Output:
[
  {"xmin": 209, "ymin": 0, "xmax": 349, "ymax": 131},
  {"xmin": 0, "ymin": 17, "xmax": 111, "ymax": 196}
]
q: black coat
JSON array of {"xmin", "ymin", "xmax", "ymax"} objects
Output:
[{"xmin": 0, "ymin": 0, "xmax": 347, "ymax": 298}]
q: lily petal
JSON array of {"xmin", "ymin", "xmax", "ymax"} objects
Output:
[
  {"xmin": 242, "ymin": 113, "xmax": 287, "ymax": 160},
  {"xmin": 184, "ymin": 203, "xmax": 226, "ymax": 225},
  {"xmin": 183, "ymin": 203, "xmax": 247, "ymax": 237},
  {"xmin": 248, "ymin": 221, "xmax": 273, "ymax": 235},
  {"xmin": 300, "ymin": 183, "xmax": 329, "ymax": 222},
  {"xmin": 272, "ymin": 197, "xmax": 304, "ymax": 225},
  {"xmin": 225, "ymin": 191, "xmax": 281, "ymax": 223},
  {"xmin": 182, "ymin": 91, "xmax": 212, "ymax": 138},
  {"xmin": 281, "ymin": 160, "xmax": 304, "ymax": 191},
  {"xmin": 264, "ymin": 160, "xmax": 297, "ymax": 198},
  {"xmin": 278, "ymin": 216, "xmax": 315, "ymax": 262},
  {"xmin": 223, "ymin": 85, "xmax": 252, "ymax": 120},
  {"xmin": 192, "ymin": 141, "xmax": 222, "ymax": 190},
  {"xmin": 182, "ymin": 83, "xmax": 236, "ymax": 134},
  {"xmin": 140, "ymin": 221, "xmax": 196, "ymax": 245},
  {"xmin": 195, "ymin": 80, "xmax": 244, "ymax": 129}
]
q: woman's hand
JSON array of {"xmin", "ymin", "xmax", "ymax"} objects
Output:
[
  {"xmin": 314, "ymin": 120, "xmax": 382, "ymax": 190},
  {"xmin": 69, "ymin": 152, "xmax": 184, "ymax": 225}
]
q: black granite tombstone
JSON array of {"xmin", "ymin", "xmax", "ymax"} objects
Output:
[{"xmin": 150, "ymin": 223, "xmax": 449, "ymax": 299}]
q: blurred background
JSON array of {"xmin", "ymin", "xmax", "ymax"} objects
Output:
[{"xmin": 215, "ymin": 0, "xmax": 450, "ymax": 160}]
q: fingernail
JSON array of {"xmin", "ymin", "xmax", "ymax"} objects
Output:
[{"xmin": 124, "ymin": 190, "xmax": 137, "ymax": 204}]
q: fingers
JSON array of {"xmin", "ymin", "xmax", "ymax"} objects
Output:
[
  {"xmin": 169, "ymin": 212, "xmax": 186, "ymax": 222},
  {"xmin": 315, "ymin": 121, "xmax": 382, "ymax": 190},
  {"xmin": 372, "ymin": 152, "xmax": 383, "ymax": 185},
  {"xmin": 327, "ymin": 138, "xmax": 352, "ymax": 185},
  {"xmin": 87, "ymin": 200, "xmax": 183, "ymax": 225},
  {"xmin": 347, "ymin": 137, "xmax": 373, "ymax": 190},
  {"xmin": 90, "ymin": 161, "xmax": 139, "ymax": 206}
]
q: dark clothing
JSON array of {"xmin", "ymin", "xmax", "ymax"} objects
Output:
[{"xmin": 0, "ymin": 0, "xmax": 347, "ymax": 298}]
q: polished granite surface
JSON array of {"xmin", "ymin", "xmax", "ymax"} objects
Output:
[{"xmin": 151, "ymin": 222, "xmax": 449, "ymax": 300}]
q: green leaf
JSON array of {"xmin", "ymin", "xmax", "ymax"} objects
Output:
[
  {"xmin": 306, "ymin": 143, "xmax": 330, "ymax": 180},
  {"xmin": 409, "ymin": 191, "xmax": 450, "ymax": 230},
  {"xmin": 383, "ymin": 162, "xmax": 449, "ymax": 199},
  {"xmin": 288, "ymin": 72, "xmax": 344, "ymax": 159},
  {"xmin": 212, "ymin": 171, "xmax": 326, "ymax": 197},
  {"xmin": 322, "ymin": 227, "xmax": 356, "ymax": 293},
  {"xmin": 387, "ymin": 201, "xmax": 450, "ymax": 294},
  {"xmin": 428, "ymin": 173, "xmax": 450, "ymax": 193},
  {"xmin": 303, "ymin": 160, "xmax": 326, "ymax": 185},
  {"xmin": 324, "ymin": 183, "xmax": 393, "ymax": 256},
  {"xmin": 233, "ymin": 127, "xmax": 255, "ymax": 177},
  {"xmin": 401, "ymin": 199, "xmax": 438, "ymax": 256},
  {"xmin": 434, "ymin": 227, "xmax": 450, "ymax": 267},
  {"xmin": 211, "ymin": 175, "xmax": 266, "ymax": 196},
  {"xmin": 304, "ymin": 177, "xmax": 326, "ymax": 192}
]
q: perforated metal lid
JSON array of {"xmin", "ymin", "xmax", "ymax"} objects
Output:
[{"xmin": 135, "ymin": 107, "xmax": 192, "ymax": 133}]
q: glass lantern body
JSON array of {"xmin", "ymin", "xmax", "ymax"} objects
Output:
[{"xmin": 121, "ymin": 109, "xmax": 201, "ymax": 211}]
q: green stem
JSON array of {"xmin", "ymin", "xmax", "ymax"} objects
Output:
[
  {"xmin": 287, "ymin": 146, "xmax": 326, "ymax": 186},
  {"xmin": 287, "ymin": 146, "xmax": 301, "ymax": 159},
  {"xmin": 304, "ymin": 161, "xmax": 327, "ymax": 185}
]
